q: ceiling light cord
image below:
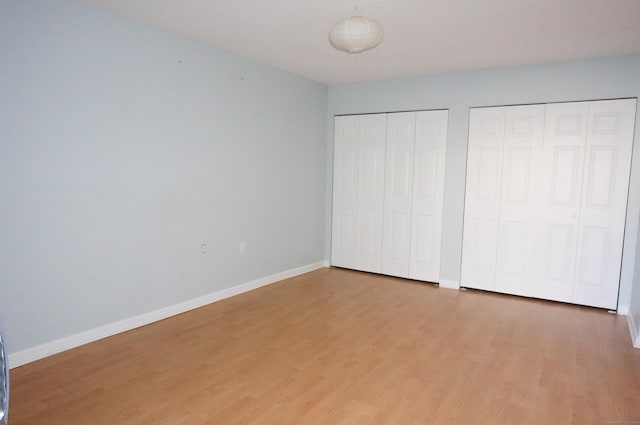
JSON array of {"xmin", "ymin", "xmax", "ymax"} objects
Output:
[{"xmin": 354, "ymin": 0, "xmax": 384, "ymax": 12}]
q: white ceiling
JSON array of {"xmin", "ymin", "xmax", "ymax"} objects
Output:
[{"xmin": 81, "ymin": 0, "xmax": 640, "ymax": 85}]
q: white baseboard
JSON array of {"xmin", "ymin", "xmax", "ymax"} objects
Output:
[
  {"xmin": 628, "ymin": 313, "xmax": 640, "ymax": 349},
  {"xmin": 9, "ymin": 261, "xmax": 327, "ymax": 368},
  {"xmin": 438, "ymin": 279, "xmax": 460, "ymax": 290},
  {"xmin": 617, "ymin": 305, "xmax": 629, "ymax": 316}
]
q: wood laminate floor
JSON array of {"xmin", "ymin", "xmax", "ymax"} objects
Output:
[{"xmin": 9, "ymin": 267, "xmax": 640, "ymax": 424}]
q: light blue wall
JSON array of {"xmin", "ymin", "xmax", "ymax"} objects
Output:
[
  {"xmin": 327, "ymin": 54, "xmax": 640, "ymax": 312},
  {"xmin": 2, "ymin": 1, "xmax": 639, "ymax": 358},
  {"xmin": 0, "ymin": 0, "xmax": 328, "ymax": 354}
]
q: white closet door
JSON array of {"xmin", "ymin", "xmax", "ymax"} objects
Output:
[
  {"xmin": 409, "ymin": 110, "xmax": 448, "ymax": 282},
  {"xmin": 463, "ymin": 99, "xmax": 635, "ymax": 309},
  {"xmin": 534, "ymin": 102, "xmax": 589, "ymax": 303},
  {"xmin": 494, "ymin": 105, "xmax": 546, "ymax": 297},
  {"xmin": 461, "ymin": 107, "xmax": 506, "ymax": 291},
  {"xmin": 355, "ymin": 114, "xmax": 387, "ymax": 273},
  {"xmin": 331, "ymin": 115, "xmax": 360, "ymax": 268},
  {"xmin": 381, "ymin": 112, "xmax": 416, "ymax": 277},
  {"xmin": 572, "ymin": 99, "xmax": 637, "ymax": 309}
]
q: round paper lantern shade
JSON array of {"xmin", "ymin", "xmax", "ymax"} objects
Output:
[{"xmin": 329, "ymin": 16, "xmax": 383, "ymax": 53}]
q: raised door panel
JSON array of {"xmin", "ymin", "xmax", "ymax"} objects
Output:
[
  {"xmin": 382, "ymin": 112, "xmax": 415, "ymax": 278},
  {"xmin": 409, "ymin": 110, "xmax": 448, "ymax": 282},
  {"xmin": 534, "ymin": 102, "xmax": 588, "ymax": 302},
  {"xmin": 355, "ymin": 114, "xmax": 387, "ymax": 273},
  {"xmin": 461, "ymin": 107, "xmax": 505, "ymax": 290},
  {"xmin": 495, "ymin": 105, "xmax": 545, "ymax": 296},
  {"xmin": 572, "ymin": 98, "xmax": 636, "ymax": 309},
  {"xmin": 331, "ymin": 116, "xmax": 360, "ymax": 268}
]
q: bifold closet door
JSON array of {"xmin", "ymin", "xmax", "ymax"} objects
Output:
[
  {"xmin": 331, "ymin": 114, "xmax": 386, "ymax": 273},
  {"xmin": 462, "ymin": 105, "xmax": 548, "ymax": 295},
  {"xmin": 381, "ymin": 111, "xmax": 448, "ymax": 280},
  {"xmin": 333, "ymin": 110, "xmax": 448, "ymax": 281},
  {"xmin": 462, "ymin": 99, "xmax": 636, "ymax": 309}
]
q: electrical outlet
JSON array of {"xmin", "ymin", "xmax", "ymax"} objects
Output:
[
  {"xmin": 239, "ymin": 241, "xmax": 247, "ymax": 253},
  {"xmin": 201, "ymin": 243, "xmax": 207, "ymax": 254}
]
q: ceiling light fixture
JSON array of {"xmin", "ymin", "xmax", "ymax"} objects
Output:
[{"xmin": 329, "ymin": 15, "xmax": 384, "ymax": 54}]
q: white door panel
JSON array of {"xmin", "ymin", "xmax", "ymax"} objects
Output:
[
  {"xmin": 470, "ymin": 217, "xmax": 498, "ymax": 273},
  {"xmin": 532, "ymin": 102, "xmax": 588, "ymax": 302},
  {"xmin": 355, "ymin": 114, "xmax": 387, "ymax": 273},
  {"xmin": 337, "ymin": 209, "xmax": 355, "ymax": 255},
  {"xmin": 331, "ymin": 116, "xmax": 360, "ymax": 268},
  {"xmin": 413, "ymin": 214, "xmax": 434, "ymax": 264},
  {"xmin": 573, "ymin": 98, "xmax": 636, "ymax": 309},
  {"xmin": 414, "ymin": 148, "xmax": 438, "ymax": 198},
  {"xmin": 382, "ymin": 112, "xmax": 415, "ymax": 277},
  {"xmin": 543, "ymin": 223, "xmax": 575, "ymax": 282},
  {"xmin": 462, "ymin": 107, "xmax": 505, "ymax": 290},
  {"xmin": 409, "ymin": 110, "xmax": 448, "ymax": 282},
  {"xmin": 495, "ymin": 105, "xmax": 545, "ymax": 296}
]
